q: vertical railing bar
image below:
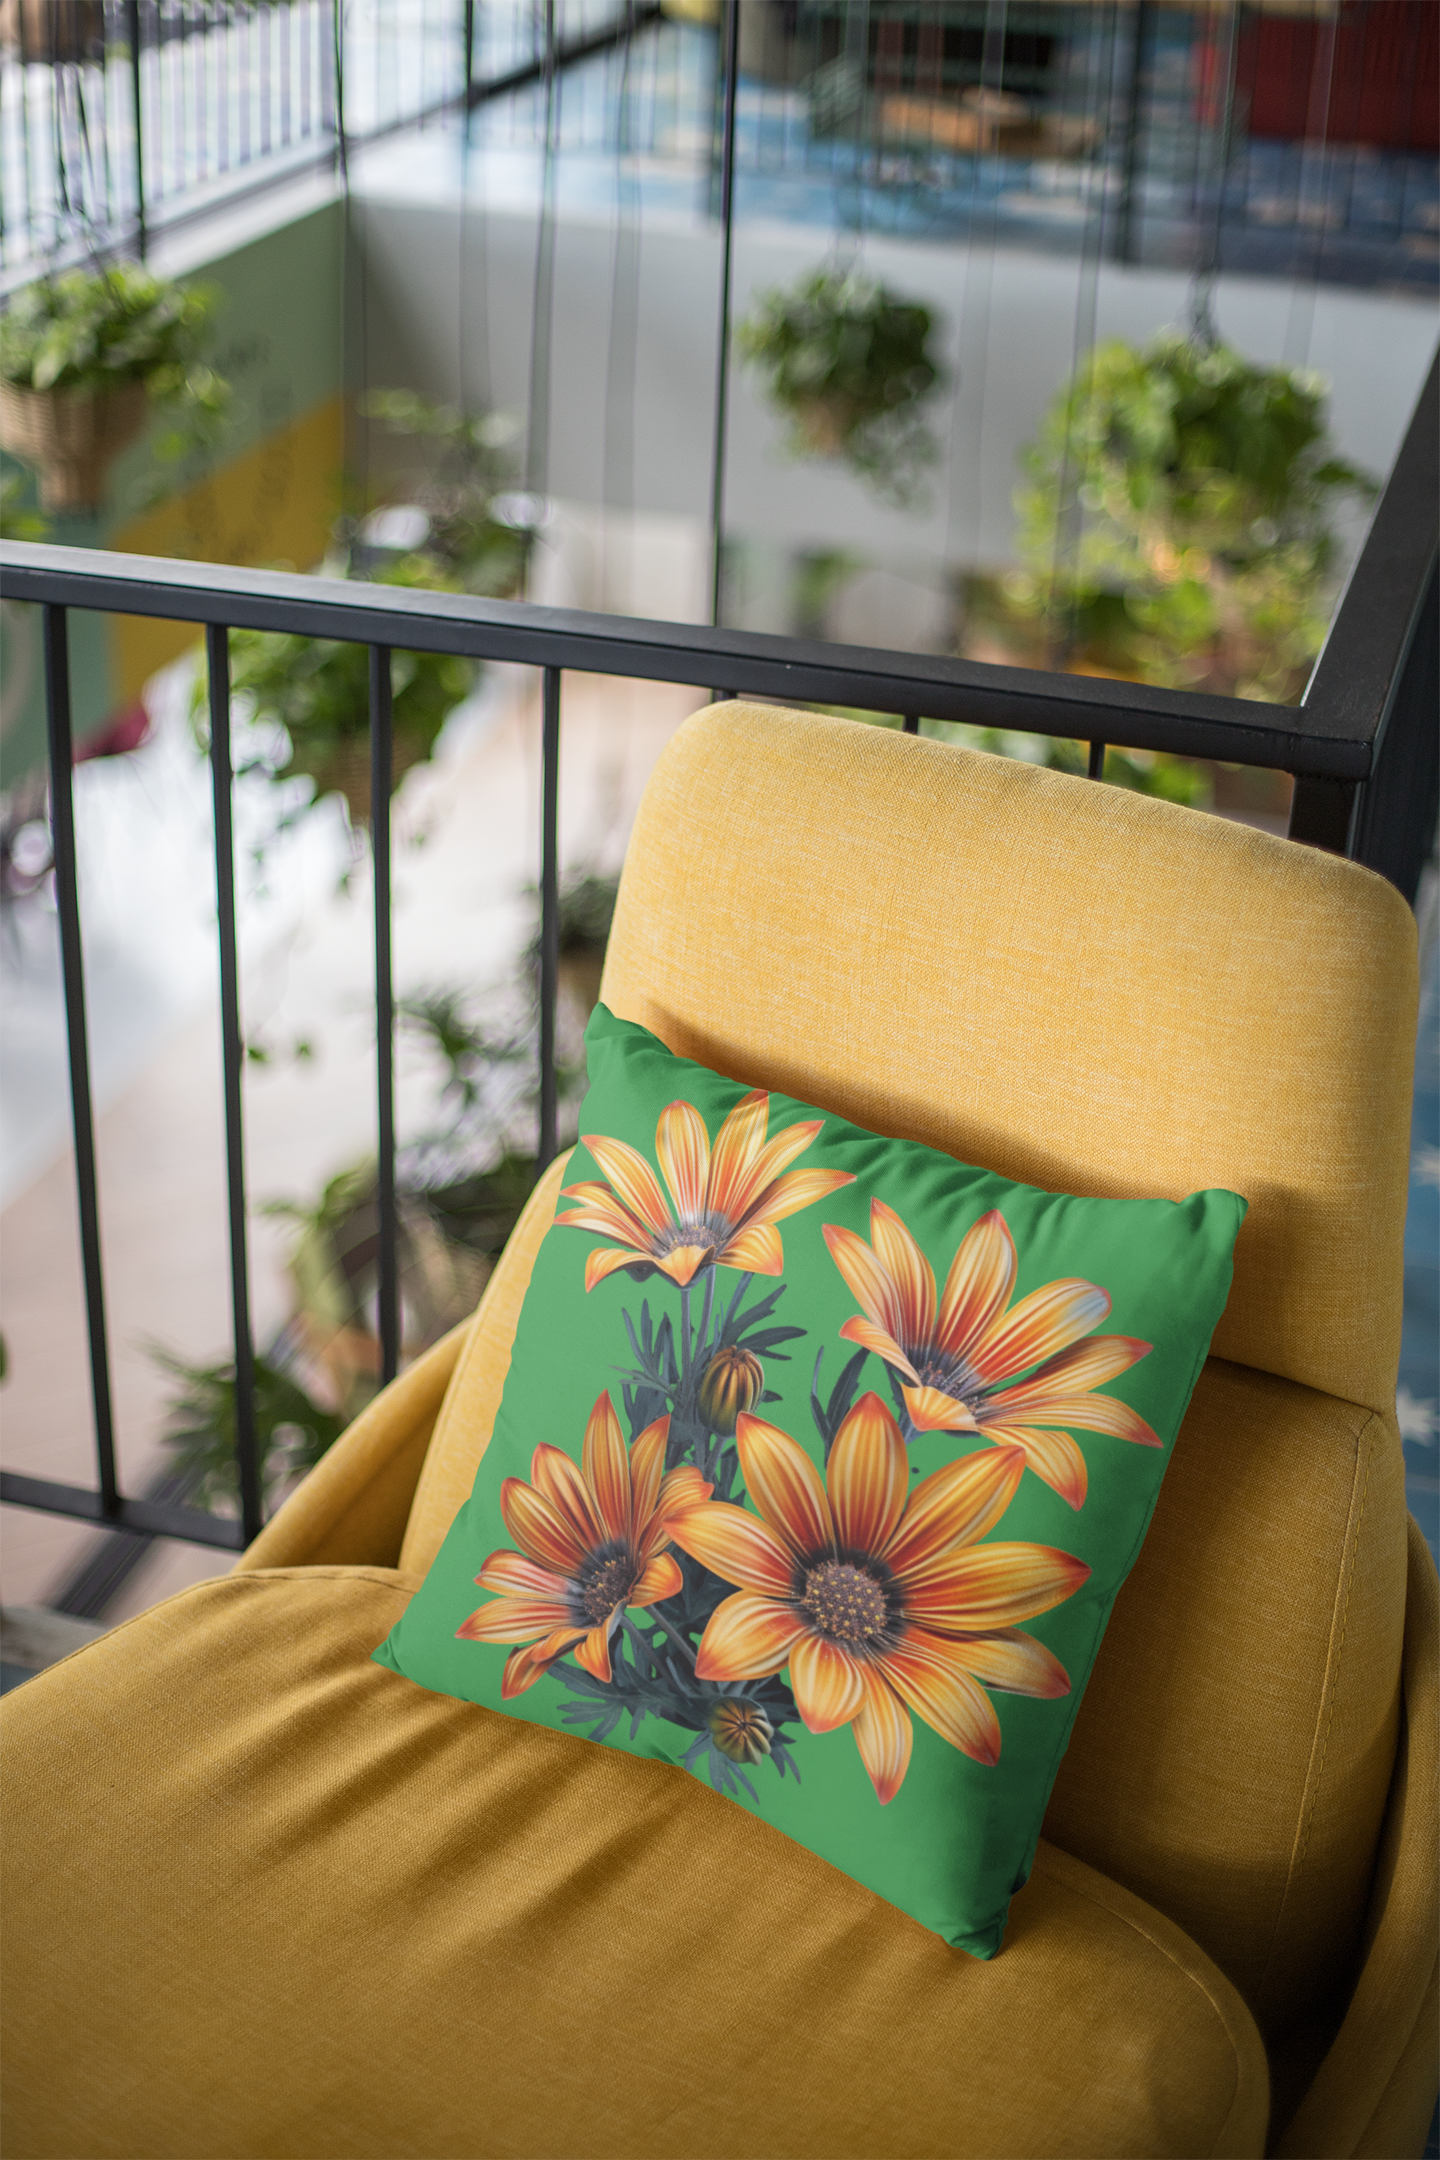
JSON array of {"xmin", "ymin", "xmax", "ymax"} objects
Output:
[
  {"xmin": 126, "ymin": 0, "xmax": 146, "ymax": 251},
  {"xmin": 707, "ymin": 0, "xmax": 739, "ymax": 627},
  {"xmin": 207, "ymin": 621, "xmax": 263, "ymax": 1544},
  {"xmin": 369, "ymin": 643, "xmax": 399, "ymax": 1388},
  {"xmin": 43, "ymin": 604, "xmax": 119, "ymax": 1518},
  {"xmin": 1087, "ymin": 740, "xmax": 1107, "ymax": 779},
  {"xmin": 902, "ymin": 713, "xmax": 920, "ymax": 735},
  {"xmin": 537, "ymin": 665, "xmax": 561, "ymax": 1175}
]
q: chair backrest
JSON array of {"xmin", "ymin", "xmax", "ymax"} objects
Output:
[
  {"xmin": 602, "ymin": 702, "xmax": 1421, "ymax": 2025},
  {"xmin": 409, "ymin": 702, "xmax": 1417, "ymax": 2050}
]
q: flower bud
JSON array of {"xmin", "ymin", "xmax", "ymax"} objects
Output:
[
  {"xmin": 710, "ymin": 1698, "xmax": 773, "ymax": 1766},
  {"xmin": 696, "ymin": 1345, "xmax": 764, "ymax": 1436}
]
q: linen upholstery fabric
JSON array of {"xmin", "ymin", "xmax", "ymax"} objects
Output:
[
  {"xmin": 3, "ymin": 703, "xmax": 1431, "ymax": 2155},
  {"xmin": 0, "ymin": 1566, "xmax": 1269, "ymax": 2160},
  {"xmin": 600, "ymin": 704, "xmax": 1416, "ymax": 1417},
  {"xmin": 376, "ymin": 1006, "xmax": 1244, "ymax": 1954}
]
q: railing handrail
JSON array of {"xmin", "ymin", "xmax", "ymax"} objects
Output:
[{"xmin": 0, "ymin": 510, "xmax": 1424, "ymax": 781}]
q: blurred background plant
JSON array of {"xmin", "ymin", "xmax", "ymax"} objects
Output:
[
  {"xmin": 190, "ymin": 553, "xmax": 480, "ymax": 828},
  {"xmin": 738, "ymin": 264, "xmax": 947, "ymax": 511},
  {"xmin": 962, "ymin": 329, "xmax": 1375, "ymax": 705},
  {"xmin": 0, "ymin": 264, "xmax": 231, "ymax": 511},
  {"xmin": 354, "ymin": 389, "xmax": 535, "ymax": 598},
  {"xmin": 152, "ymin": 867, "xmax": 619, "ymax": 1476}
]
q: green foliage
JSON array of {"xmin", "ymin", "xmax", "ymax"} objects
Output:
[
  {"xmin": 0, "ymin": 265, "xmax": 230, "ymax": 467},
  {"xmin": 150, "ymin": 1343, "xmax": 344, "ymax": 1512},
  {"xmin": 360, "ymin": 388, "xmax": 533, "ymax": 598},
  {"xmin": 738, "ymin": 266, "xmax": 946, "ymax": 510},
  {"xmin": 196, "ymin": 554, "xmax": 478, "ymax": 792},
  {"xmin": 0, "ymin": 471, "xmax": 47, "ymax": 541},
  {"xmin": 1001, "ymin": 330, "xmax": 1375, "ymax": 701}
]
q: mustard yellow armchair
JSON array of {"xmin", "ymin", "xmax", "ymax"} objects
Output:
[{"xmin": 4, "ymin": 704, "xmax": 1435, "ymax": 2160}]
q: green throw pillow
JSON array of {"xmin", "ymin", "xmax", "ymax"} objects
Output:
[{"xmin": 375, "ymin": 1005, "xmax": 1245, "ymax": 1956}]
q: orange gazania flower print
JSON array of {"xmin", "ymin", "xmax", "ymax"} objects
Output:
[
  {"xmin": 667, "ymin": 1396, "xmax": 1089, "ymax": 1803},
  {"xmin": 557, "ymin": 1090, "xmax": 855, "ymax": 1292},
  {"xmin": 823, "ymin": 1201, "xmax": 1157, "ymax": 1509},
  {"xmin": 457, "ymin": 1392, "xmax": 710, "ymax": 1697}
]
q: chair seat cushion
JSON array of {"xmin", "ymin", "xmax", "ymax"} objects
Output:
[{"xmin": 0, "ymin": 1567, "xmax": 1268, "ymax": 2160}]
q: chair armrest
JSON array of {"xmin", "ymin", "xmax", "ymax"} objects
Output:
[
  {"xmin": 1276, "ymin": 1515, "xmax": 1439, "ymax": 2158},
  {"xmin": 235, "ymin": 1318, "xmax": 474, "ymax": 1573}
]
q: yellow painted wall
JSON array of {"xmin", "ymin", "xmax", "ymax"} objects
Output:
[{"xmin": 108, "ymin": 394, "xmax": 345, "ymax": 704}]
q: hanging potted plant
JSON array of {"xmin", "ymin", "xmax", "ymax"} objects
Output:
[
  {"xmin": 0, "ymin": 263, "xmax": 230, "ymax": 513},
  {"xmin": 737, "ymin": 265, "xmax": 947, "ymax": 511},
  {"xmin": 197, "ymin": 554, "xmax": 481, "ymax": 827},
  {"xmin": 965, "ymin": 328, "xmax": 1375, "ymax": 704},
  {"xmin": 0, "ymin": 0, "xmax": 106, "ymax": 63}
]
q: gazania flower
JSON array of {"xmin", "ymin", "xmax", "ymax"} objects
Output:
[
  {"xmin": 557, "ymin": 1090, "xmax": 855, "ymax": 1292},
  {"xmin": 668, "ymin": 1396, "xmax": 1088, "ymax": 1803},
  {"xmin": 457, "ymin": 1392, "xmax": 710, "ymax": 1697},
  {"xmin": 823, "ymin": 1201, "xmax": 1156, "ymax": 1509}
]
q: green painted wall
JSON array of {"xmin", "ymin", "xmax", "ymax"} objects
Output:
[{"xmin": 1, "ymin": 197, "xmax": 345, "ymax": 789}]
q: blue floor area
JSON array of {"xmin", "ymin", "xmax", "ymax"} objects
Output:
[
  {"xmin": 1402, "ymin": 914, "xmax": 1439, "ymax": 1566},
  {"xmin": 1403, "ymin": 914, "xmax": 1440, "ymax": 2160}
]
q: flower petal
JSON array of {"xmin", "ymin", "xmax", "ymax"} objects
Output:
[
  {"xmin": 743, "ymin": 1167, "xmax": 858, "ymax": 1229},
  {"xmin": 456, "ymin": 1595, "xmax": 575, "ymax": 1644},
  {"xmin": 826, "ymin": 1392, "xmax": 910, "ymax": 1554},
  {"xmin": 986, "ymin": 1390, "xmax": 1162, "ymax": 1448},
  {"xmin": 869, "ymin": 1200, "xmax": 937, "ymax": 1350},
  {"xmin": 628, "ymin": 1414, "xmax": 671, "ymax": 1537},
  {"xmin": 851, "ymin": 1667, "xmax": 913, "ymax": 1804},
  {"xmin": 656, "ymin": 1464, "xmax": 713, "ymax": 1517},
  {"xmin": 980, "ymin": 1424, "xmax": 1088, "ymax": 1509},
  {"xmin": 877, "ymin": 1631, "xmax": 1002, "ymax": 1766},
  {"xmin": 704, "ymin": 1090, "xmax": 771, "ymax": 1224},
  {"xmin": 744, "ymin": 1117, "xmax": 826, "ymax": 1192},
  {"xmin": 501, "ymin": 1629, "xmax": 585, "ymax": 1698},
  {"xmin": 584, "ymin": 1245, "xmax": 654, "ymax": 1293},
  {"xmin": 715, "ymin": 1221, "xmax": 783, "ymax": 1276},
  {"xmin": 881, "ymin": 1446, "xmax": 1026, "ymax": 1577},
  {"xmin": 944, "ymin": 1626, "xmax": 1071, "ymax": 1698},
  {"xmin": 839, "ymin": 1315, "xmax": 920, "ymax": 1384},
  {"xmin": 788, "ymin": 1634, "xmax": 866, "ymax": 1733},
  {"xmin": 667, "ymin": 1501, "xmax": 796, "ymax": 1595},
  {"xmin": 475, "ymin": 1549, "xmax": 571, "ymax": 1599},
  {"xmin": 901, "ymin": 1542, "xmax": 1091, "ymax": 1630},
  {"xmin": 556, "ymin": 1185, "xmax": 655, "ymax": 1246},
  {"xmin": 583, "ymin": 1135, "xmax": 675, "ymax": 1235},
  {"xmin": 653, "ymin": 1244, "xmax": 714, "ymax": 1287},
  {"xmin": 530, "ymin": 1443, "xmax": 607, "ymax": 1551},
  {"xmin": 500, "ymin": 1477, "xmax": 590, "ymax": 1575},
  {"xmin": 936, "ymin": 1211, "xmax": 1017, "ymax": 1360},
  {"xmin": 902, "ymin": 1384, "xmax": 981, "ymax": 1434},
  {"xmin": 695, "ymin": 1591, "xmax": 807, "ymax": 1680},
  {"xmin": 735, "ymin": 1414, "xmax": 834, "ymax": 1558},
  {"xmin": 823, "ymin": 1221, "xmax": 903, "ymax": 1339},
  {"xmin": 655, "ymin": 1099, "xmax": 711, "ymax": 1223},
  {"xmin": 969, "ymin": 1278, "xmax": 1112, "ymax": 1387},
  {"xmin": 998, "ymin": 1333, "xmax": 1153, "ymax": 1399},
  {"xmin": 573, "ymin": 1621, "xmax": 614, "ymax": 1683},
  {"xmin": 628, "ymin": 1551, "xmax": 683, "ymax": 1606},
  {"xmin": 581, "ymin": 1391, "xmax": 632, "ymax": 1541}
]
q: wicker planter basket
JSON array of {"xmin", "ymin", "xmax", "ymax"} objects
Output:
[
  {"xmin": 290, "ymin": 727, "xmax": 435, "ymax": 826},
  {"xmin": 0, "ymin": 0, "xmax": 106, "ymax": 61},
  {"xmin": 0, "ymin": 378, "xmax": 150, "ymax": 512}
]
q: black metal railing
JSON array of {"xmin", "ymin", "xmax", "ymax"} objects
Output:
[{"xmin": 0, "ymin": 341, "xmax": 1435, "ymax": 1552}]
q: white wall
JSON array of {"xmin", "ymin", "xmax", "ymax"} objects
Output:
[{"xmin": 352, "ymin": 180, "xmax": 1438, "ymax": 613}]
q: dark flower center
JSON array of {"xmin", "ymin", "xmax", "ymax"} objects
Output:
[
  {"xmin": 914, "ymin": 1350, "xmax": 981, "ymax": 1408},
  {"xmin": 578, "ymin": 1550, "xmax": 637, "ymax": 1624},
  {"xmin": 800, "ymin": 1559, "xmax": 889, "ymax": 1644}
]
